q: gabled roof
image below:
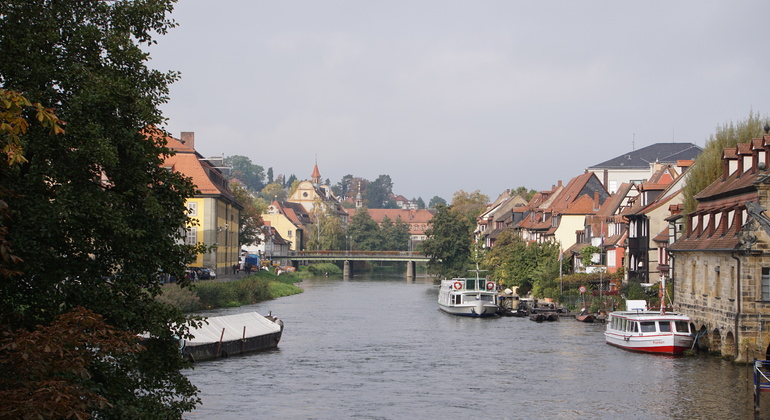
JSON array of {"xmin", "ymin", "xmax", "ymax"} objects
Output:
[
  {"xmin": 588, "ymin": 143, "xmax": 702, "ymax": 170},
  {"xmin": 160, "ymin": 132, "xmax": 239, "ymax": 206},
  {"xmin": 547, "ymin": 172, "xmax": 608, "ymax": 215}
]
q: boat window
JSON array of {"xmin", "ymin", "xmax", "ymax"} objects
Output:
[
  {"xmin": 659, "ymin": 321, "xmax": 671, "ymax": 332},
  {"xmin": 621, "ymin": 319, "xmax": 627, "ymax": 331},
  {"xmin": 630, "ymin": 322, "xmax": 638, "ymax": 333},
  {"xmin": 674, "ymin": 321, "xmax": 689, "ymax": 333},
  {"xmin": 640, "ymin": 322, "xmax": 656, "ymax": 333}
]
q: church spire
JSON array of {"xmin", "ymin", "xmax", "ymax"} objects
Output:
[{"xmin": 311, "ymin": 160, "xmax": 321, "ymax": 185}]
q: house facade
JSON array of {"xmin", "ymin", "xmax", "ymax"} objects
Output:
[
  {"xmin": 346, "ymin": 208, "xmax": 434, "ymax": 249},
  {"xmin": 161, "ymin": 132, "xmax": 242, "ymax": 276},
  {"xmin": 668, "ymin": 135, "xmax": 770, "ymax": 362},
  {"xmin": 262, "ymin": 201, "xmax": 312, "ymax": 251}
]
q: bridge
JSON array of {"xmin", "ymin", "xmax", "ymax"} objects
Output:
[{"xmin": 286, "ymin": 250, "xmax": 429, "ymax": 278}]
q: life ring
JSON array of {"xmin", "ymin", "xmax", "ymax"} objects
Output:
[
  {"xmin": 486, "ymin": 282, "xmax": 495, "ymax": 290},
  {"xmin": 453, "ymin": 282, "xmax": 463, "ymax": 290}
]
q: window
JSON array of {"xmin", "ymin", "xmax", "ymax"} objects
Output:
[
  {"xmin": 659, "ymin": 321, "xmax": 671, "ymax": 333},
  {"xmin": 187, "ymin": 202, "xmax": 198, "ymax": 216},
  {"xmin": 640, "ymin": 322, "xmax": 656, "ymax": 333},
  {"xmin": 762, "ymin": 268, "xmax": 770, "ymax": 300},
  {"xmin": 674, "ymin": 321, "xmax": 689, "ymax": 334},
  {"xmin": 185, "ymin": 227, "xmax": 197, "ymax": 245}
]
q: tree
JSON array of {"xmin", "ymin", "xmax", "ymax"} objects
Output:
[
  {"xmin": 429, "ymin": 196, "xmax": 446, "ymax": 209},
  {"xmin": 451, "ymin": 189, "xmax": 489, "ymax": 223},
  {"xmin": 347, "ymin": 207, "xmax": 382, "ymax": 251},
  {"xmin": 420, "ymin": 204, "xmax": 472, "ymax": 278},
  {"xmin": 0, "ymin": 1, "xmax": 201, "ymax": 417},
  {"xmin": 415, "ymin": 197, "xmax": 426, "ymax": 209},
  {"xmin": 306, "ymin": 202, "xmax": 345, "ymax": 250},
  {"xmin": 260, "ymin": 182, "xmax": 287, "ymax": 202},
  {"xmin": 380, "ymin": 215, "xmax": 410, "ymax": 251},
  {"xmin": 365, "ymin": 174, "xmax": 393, "ymax": 209},
  {"xmin": 266, "ymin": 167, "xmax": 274, "ymax": 184},
  {"xmin": 483, "ymin": 230, "xmax": 560, "ymax": 295},
  {"xmin": 285, "ymin": 174, "xmax": 297, "ymax": 188},
  {"xmin": 512, "ymin": 186, "xmax": 537, "ymax": 201},
  {"xmin": 225, "ymin": 155, "xmax": 265, "ymax": 192},
  {"xmin": 682, "ymin": 111, "xmax": 768, "ymax": 218},
  {"xmin": 334, "ymin": 174, "xmax": 354, "ymax": 199},
  {"xmin": 231, "ymin": 183, "xmax": 265, "ymax": 247}
]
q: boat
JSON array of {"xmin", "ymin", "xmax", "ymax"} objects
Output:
[
  {"xmin": 437, "ymin": 276, "xmax": 498, "ymax": 317},
  {"xmin": 181, "ymin": 311, "xmax": 284, "ymax": 362},
  {"xmin": 575, "ymin": 308, "xmax": 595, "ymax": 323},
  {"xmin": 604, "ymin": 278, "xmax": 693, "ymax": 355}
]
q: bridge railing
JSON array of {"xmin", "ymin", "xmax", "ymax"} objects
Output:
[{"xmin": 287, "ymin": 250, "xmax": 427, "ymax": 259}]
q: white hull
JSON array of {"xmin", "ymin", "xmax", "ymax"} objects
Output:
[
  {"xmin": 604, "ymin": 310, "xmax": 693, "ymax": 355},
  {"xmin": 437, "ymin": 278, "xmax": 498, "ymax": 318}
]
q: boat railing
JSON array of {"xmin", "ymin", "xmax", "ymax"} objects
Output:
[{"xmin": 753, "ymin": 359, "xmax": 770, "ymax": 412}]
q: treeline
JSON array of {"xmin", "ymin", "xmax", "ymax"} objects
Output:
[{"xmin": 224, "ymin": 155, "xmax": 447, "ymax": 210}]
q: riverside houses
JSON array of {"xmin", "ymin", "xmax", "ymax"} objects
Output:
[
  {"xmin": 668, "ymin": 134, "xmax": 770, "ymax": 362},
  {"xmin": 161, "ymin": 132, "xmax": 242, "ymax": 277}
]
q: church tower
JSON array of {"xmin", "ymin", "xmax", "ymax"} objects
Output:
[{"xmin": 311, "ymin": 162, "xmax": 321, "ymax": 185}]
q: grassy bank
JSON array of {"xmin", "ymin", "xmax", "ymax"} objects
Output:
[{"xmin": 158, "ymin": 270, "xmax": 303, "ymax": 312}]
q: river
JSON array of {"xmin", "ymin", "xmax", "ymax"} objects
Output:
[{"xmin": 184, "ymin": 275, "xmax": 765, "ymax": 419}]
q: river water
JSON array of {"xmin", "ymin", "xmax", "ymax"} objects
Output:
[{"xmin": 184, "ymin": 275, "xmax": 765, "ymax": 419}]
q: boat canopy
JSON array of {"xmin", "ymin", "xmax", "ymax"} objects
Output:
[{"xmin": 185, "ymin": 312, "xmax": 281, "ymax": 347}]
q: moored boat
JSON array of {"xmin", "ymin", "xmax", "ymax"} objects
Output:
[
  {"xmin": 181, "ymin": 311, "xmax": 284, "ymax": 362},
  {"xmin": 604, "ymin": 283, "xmax": 693, "ymax": 355},
  {"xmin": 437, "ymin": 277, "xmax": 498, "ymax": 317},
  {"xmin": 575, "ymin": 308, "xmax": 595, "ymax": 323}
]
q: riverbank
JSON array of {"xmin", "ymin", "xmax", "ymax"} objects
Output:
[{"xmin": 158, "ymin": 270, "xmax": 303, "ymax": 312}]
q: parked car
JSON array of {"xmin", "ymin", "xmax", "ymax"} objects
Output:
[
  {"xmin": 200, "ymin": 268, "xmax": 216, "ymax": 280},
  {"xmin": 184, "ymin": 269, "xmax": 199, "ymax": 282}
]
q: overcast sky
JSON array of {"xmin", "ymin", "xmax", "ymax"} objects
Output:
[{"xmin": 148, "ymin": 1, "xmax": 770, "ymax": 202}]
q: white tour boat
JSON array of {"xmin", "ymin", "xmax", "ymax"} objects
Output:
[
  {"xmin": 437, "ymin": 277, "xmax": 498, "ymax": 317},
  {"xmin": 604, "ymin": 281, "xmax": 694, "ymax": 355}
]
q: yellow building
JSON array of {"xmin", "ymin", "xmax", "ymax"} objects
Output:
[{"xmin": 161, "ymin": 132, "xmax": 242, "ymax": 276}]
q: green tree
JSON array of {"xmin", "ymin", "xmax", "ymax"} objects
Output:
[
  {"xmin": 415, "ymin": 197, "xmax": 426, "ymax": 209},
  {"xmin": 260, "ymin": 182, "xmax": 287, "ymax": 202},
  {"xmin": 231, "ymin": 183, "xmax": 265, "ymax": 247},
  {"xmin": 512, "ymin": 186, "xmax": 537, "ymax": 201},
  {"xmin": 451, "ymin": 189, "xmax": 489, "ymax": 224},
  {"xmin": 306, "ymin": 202, "xmax": 345, "ymax": 250},
  {"xmin": 225, "ymin": 155, "xmax": 265, "ymax": 192},
  {"xmin": 428, "ymin": 195, "xmax": 446, "ymax": 209},
  {"xmin": 682, "ymin": 111, "xmax": 768, "ymax": 217},
  {"xmin": 334, "ymin": 174, "xmax": 354, "ymax": 199},
  {"xmin": 483, "ymin": 230, "xmax": 560, "ymax": 295},
  {"xmin": 421, "ymin": 204, "xmax": 472, "ymax": 278},
  {"xmin": 348, "ymin": 207, "xmax": 382, "ymax": 251},
  {"xmin": 266, "ymin": 167, "xmax": 274, "ymax": 184},
  {"xmin": 380, "ymin": 215, "xmax": 410, "ymax": 251},
  {"xmin": 0, "ymin": 1, "xmax": 201, "ymax": 417},
  {"xmin": 285, "ymin": 174, "xmax": 297, "ymax": 188},
  {"xmin": 365, "ymin": 174, "xmax": 393, "ymax": 209}
]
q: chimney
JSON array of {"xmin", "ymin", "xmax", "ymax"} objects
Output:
[
  {"xmin": 593, "ymin": 191, "xmax": 600, "ymax": 211},
  {"xmin": 180, "ymin": 132, "xmax": 195, "ymax": 150}
]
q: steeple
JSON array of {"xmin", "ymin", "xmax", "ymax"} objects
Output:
[
  {"xmin": 355, "ymin": 181, "xmax": 363, "ymax": 208},
  {"xmin": 311, "ymin": 161, "xmax": 321, "ymax": 185}
]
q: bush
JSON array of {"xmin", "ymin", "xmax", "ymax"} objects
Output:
[{"xmin": 306, "ymin": 263, "xmax": 342, "ymax": 276}]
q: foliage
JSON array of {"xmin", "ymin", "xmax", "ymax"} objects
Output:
[
  {"xmin": 366, "ymin": 174, "xmax": 393, "ymax": 208},
  {"xmin": 285, "ymin": 174, "xmax": 297, "ymax": 188},
  {"xmin": 682, "ymin": 111, "xmax": 768, "ymax": 218},
  {"xmin": 580, "ymin": 245, "xmax": 602, "ymax": 267},
  {"xmin": 231, "ymin": 183, "xmax": 265, "ymax": 247},
  {"xmin": 347, "ymin": 207, "xmax": 382, "ymax": 250},
  {"xmin": 225, "ymin": 155, "xmax": 265, "ymax": 192},
  {"xmin": 260, "ymin": 181, "xmax": 287, "ymax": 202},
  {"xmin": 306, "ymin": 262, "xmax": 342, "ymax": 276},
  {"xmin": 334, "ymin": 174, "xmax": 354, "ymax": 199},
  {"xmin": 0, "ymin": 307, "xmax": 146, "ymax": 419},
  {"xmin": 450, "ymin": 189, "xmax": 489, "ymax": 224},
  {"xmin": 0, "ymin": 0, "xmax": 203, "ymax": 417},
  {"xmin": 420, "ymin": 204, "xmax": 472, "ymax": 278},
  {"xmin": 415, "ymin": 197, "xmax": 426, "ymax": 209},
  {"xmin": 306, "ymin": 201, "xmax": 345, "ymax": 250},
  {"xmin": 512, "ymin": 186, "xmax": 537, "ymax": 201},
  {"xmin": 266, "ymin": 167, "xmax": 273, "ymax": 184},
  {"xmin": 483, "ymin": 230, "xmax": 560, "ymax": 295},
  {"xmin": 380, "ymin": 215, "xmax": 411, "ymax": 251},
  {"xmin": 428, "ymin": 196, "xmax": 447, "ymax": 209},
  {"xmin": 0, "ymin": 89, "xmax": 65, "ymax": 279}
]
